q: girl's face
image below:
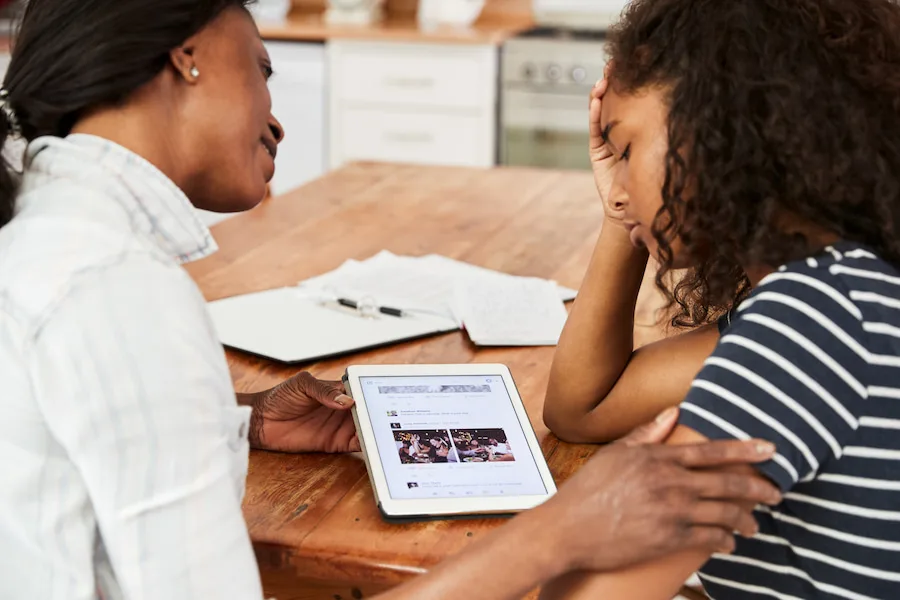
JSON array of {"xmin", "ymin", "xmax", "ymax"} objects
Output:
[{"xmin": 600, "ymin": 84, "xmax": 690, "ymax": 267}]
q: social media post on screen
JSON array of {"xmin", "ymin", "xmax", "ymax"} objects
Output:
[{"xmin": 358, "ymin": 375, "xmax": 547, "ymax": 500}]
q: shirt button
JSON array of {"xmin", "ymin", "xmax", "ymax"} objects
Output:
[{"xmin": 238, "ymin": 422, "xmax": 247, "ymax": 439}]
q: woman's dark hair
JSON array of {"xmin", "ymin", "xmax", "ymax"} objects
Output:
[
  {"xmin": 608, "ymin": 0, "xmax": 900, "ymax": 327},
  {"xmin": 0, "ymin": 0, "xmax": 256, "ymax": 228}
]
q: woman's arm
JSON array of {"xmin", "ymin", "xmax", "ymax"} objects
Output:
[
  {"xmin": 374, "ymin": 412, "xmax": 779, "ymax": 600},
  {"xmin": 538, "ymin": 426, "xmax": 750, "ymax": 600}
]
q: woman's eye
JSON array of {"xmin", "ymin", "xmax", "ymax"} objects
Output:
[
  {"xmin": 621, "ymin": 144, "xmax": 631, "ymax": 161},
  {"xmin": 263, "ymin": 65, "xmax": 274, "ymax": 80}
]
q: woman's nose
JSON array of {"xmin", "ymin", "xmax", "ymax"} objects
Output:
[{"xmin": 269, "ymin": 115, "xmax": 284, "ymax": 143}]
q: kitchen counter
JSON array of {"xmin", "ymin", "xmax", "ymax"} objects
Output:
[{"xmin": 256, "ymin": 10, "xmax": 533, "ymax": 45}]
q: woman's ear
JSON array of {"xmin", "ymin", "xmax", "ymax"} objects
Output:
[{"xmin": 169, "ymin": 44, "xmax": 200, "ymax": 83}]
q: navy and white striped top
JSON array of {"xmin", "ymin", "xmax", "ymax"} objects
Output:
[{"xmin": 678, "ymin": 241, "xmax": 900, "ymax": 600}]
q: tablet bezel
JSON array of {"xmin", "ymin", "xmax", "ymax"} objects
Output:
[{"xmin": 344, "ymin": 363, "xmax": 558, "ymax": 519}]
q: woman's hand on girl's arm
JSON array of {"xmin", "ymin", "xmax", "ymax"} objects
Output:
[
  {"xmin": 538, "ymin": 425, "xmax": 773, "ymax": 600},
  {"xmin": 374, "ymin": 409, "xmax": 780, "ymax": 600}
]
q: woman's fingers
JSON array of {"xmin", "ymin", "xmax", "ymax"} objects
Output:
[
  {"xmin": 619, "ymin": 406, "xmax": 680, "ymax": 447},
  {"xmin": 687, "ymin": 501, "xmax": 759, "ymax": 538},
  {"xmin": 687, "ymin": 470, "xmax": 782, "ymax": 505},
  {"xmin": 664, "ymin": 439, "xmax": 776, "ymax": 468},
  {"xmin": 675, "ymin": 526, "xmax": 737, "ymax": 556}
]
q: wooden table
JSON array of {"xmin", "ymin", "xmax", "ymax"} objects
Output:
[{"xmin": 186, "ymin": 163, "xmax": 671, "ymax": 600}]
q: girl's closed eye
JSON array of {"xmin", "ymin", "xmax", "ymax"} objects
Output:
[
  {"xmin": 620, "ymin": 143, "xmax": 631, "ymax": 161},
  {"xmin": 601, "ymin": 124, "xmax": 613, "ymax": 145}
]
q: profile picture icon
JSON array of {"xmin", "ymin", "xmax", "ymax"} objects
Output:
[
  {"xmin": 407, "ymin": 482, "xmax": 419, "ymax": 489},
  {"xmin": 386, "ymin": 410, "xmax": 398, "ymax": 417},
  {"xmin": 390, "ymin": 422, "xmax": 402, "ymax": 429}
]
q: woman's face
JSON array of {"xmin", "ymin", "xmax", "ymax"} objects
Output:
[
  {"xmin": 600, "ymin": 84, "xmax": 686, "ymax": 265},
  {"xmin": 178, "ymin": 7, "xmax": 283, "ymax": 213}
]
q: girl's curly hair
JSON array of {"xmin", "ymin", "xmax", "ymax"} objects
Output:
[{"xmin": 608, "ymin": 0, "xmax": 900, "ymax": 327}]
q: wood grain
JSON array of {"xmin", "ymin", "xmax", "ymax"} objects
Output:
[{"xmin": 186, "ymin": 163, "xmax": 674, "ymax": 598}]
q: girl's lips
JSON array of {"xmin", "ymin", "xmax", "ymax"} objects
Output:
[{"xmin": 624, "ymin": 222, "xmax": 644, "ymax": 247}]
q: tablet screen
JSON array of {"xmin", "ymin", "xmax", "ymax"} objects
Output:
[{"xmin": 358, "ymin": 374, "xmax": 549, "ymax": 500}]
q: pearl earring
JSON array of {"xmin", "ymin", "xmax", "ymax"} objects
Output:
[{"xmin": 190, "ymin": 67, "xmax": 200, "ymax": 78}]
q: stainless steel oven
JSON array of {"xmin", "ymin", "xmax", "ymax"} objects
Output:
[{"xmin": 500, "ymin": 29, "xmax": 609, "ymax": 171}]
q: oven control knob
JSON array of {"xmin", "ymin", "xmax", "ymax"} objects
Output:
[
  {"xmin": 521, "ymin": 62, "xmax": 537, "ymax": 80},
  {"xmin": 571, "ymin": 66, "xmax": 587, "ymax": 83},
  {"xmin": 547, "ymin": 63, "xmax": 562, "ymax": 81}
]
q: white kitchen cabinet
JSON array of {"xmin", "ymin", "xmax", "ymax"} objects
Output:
[
  {"xmin": 198, "ymin": 41, "xmax": 327, "ymax": 226},
  {"xmin": 265, "ymin": 41, "xmax": 327, "ymax": 197},
  {"xmin": 327, "ymin": 41, "xmax": 498, "ymax": 169}
]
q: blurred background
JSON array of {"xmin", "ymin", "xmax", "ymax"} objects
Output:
[{"xmin": 0, "ymin": 0, "xmax": 631, "ymax": 224}]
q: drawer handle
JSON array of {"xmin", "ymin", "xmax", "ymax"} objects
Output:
[
  {"xmin": 382, "ymin": 76, "xmax": 435, "ymax": 89},
  {"xmin": 384, "ymin": 131, "xmax": 434, "ymax": 144}
]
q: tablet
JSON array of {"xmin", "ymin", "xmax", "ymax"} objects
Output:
[{"xmin": 343, "ymin": 363, "xmax": 558, "ymax": 521}]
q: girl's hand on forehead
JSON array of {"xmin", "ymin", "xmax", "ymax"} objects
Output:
[{"xmin": 590, "ymin": 62, "xmax": 629, "ymax": 228}]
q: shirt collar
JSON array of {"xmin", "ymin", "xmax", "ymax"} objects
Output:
[{"xmin": 23, "ymin": 134, "xmax": 218, "ymax": 264}]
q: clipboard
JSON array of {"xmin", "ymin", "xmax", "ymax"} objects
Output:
[{"xmin": 206, "ymin": 287, "xmax": 460, "ymax": 364}]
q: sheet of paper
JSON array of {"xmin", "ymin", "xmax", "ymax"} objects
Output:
[
  {"xmin": 298, "ymin": 251, "xmax": 576, "ymax": 327},
  {"xmin": 420, "ymin": 254, "xmax": 577, "ymax": 302},
  {"xmin": 455, "ymin": 276, "xmax": 569, "ymax": 346}
]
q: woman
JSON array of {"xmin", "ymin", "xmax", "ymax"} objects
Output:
[
  {"xmin": 0, "ymin": 1, "xmax": 785, "ymax": 599},
  {"xmin": 543, "ymin": 0, "xmax": 900, "ymax": 598}
]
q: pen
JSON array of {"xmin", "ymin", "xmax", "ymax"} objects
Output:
[{"xmin": 337, "ymin": 297, "xmax": 406, "ymax": 318}]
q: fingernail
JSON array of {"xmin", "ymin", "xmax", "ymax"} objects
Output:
[
  {"xmin": 656, "ymin": 406, "xmax": 678, "ymax": 423},
  {"xmin": 595, "ymin": 78, "xmax": 603, "ymax": 88},
  {"xmin": 335, "ymin": 394, "xmax": 352, "ymax": 406},
  {"xmin": 755, "ymin": 441, "xmax": 776, "ymax": 455}
]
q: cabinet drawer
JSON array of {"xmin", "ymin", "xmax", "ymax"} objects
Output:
[
  {"xmin": 335, "ymin": 107, "xmax": 493, "ymax": 167},
  {"xmin": 329, "ymin": 42, "xmax": 496, "ymax": 110}
]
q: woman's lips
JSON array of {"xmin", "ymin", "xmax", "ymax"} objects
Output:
[{"xmin": 261, "ymin": 137, "xmax": 277, "ymax": 160}]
